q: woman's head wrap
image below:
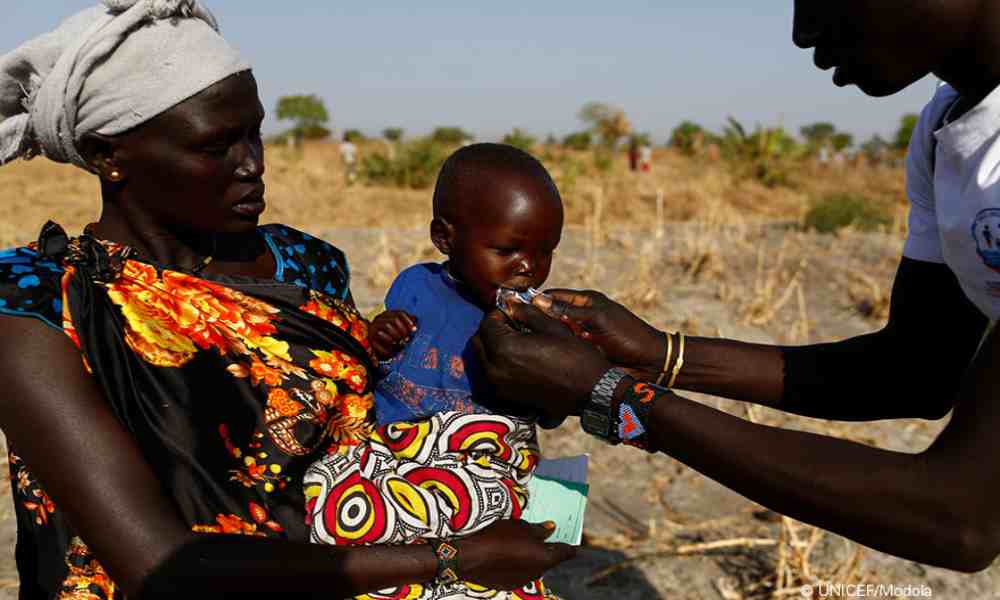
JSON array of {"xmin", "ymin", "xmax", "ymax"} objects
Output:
[{"xmin": 0, "ymin": 0, "xmax": 250, "ymax": 171}]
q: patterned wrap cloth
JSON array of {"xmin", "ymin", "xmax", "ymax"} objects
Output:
[
  {"xmin": 306, "ymin": 411, "xmax": 555, "ymax": 600},
  {"xmin": 0, "ymin": 222, "xmax": 373, "ymax": 599}
]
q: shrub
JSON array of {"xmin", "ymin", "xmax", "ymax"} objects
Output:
[
  {"xmin": 629, "ymin": 132, "xmax": 652, "ymax": 148},
  {"xmin": 275, "ymin": 94, "xmax": 330, "ymax": 139},
  {"xmin": 361, "ymin": 138, "xmax": 449, "ymax": 189},
  {"xmin": 557, "ymin": 155, "xmax": 586, "ymax": 195},
  {"xmin": 669, "ymin": 121, "xmax": 709, "ymax": 156},
  {"xmin": 343, "ymin": 129, "xmax": 365, "ymax": 143},
  {"xmin": 578, "ymin": 102, "xmax": 631, "ymax": 147},
  {"xmin": 593, "ymin": 147, "xmax": 615, "ymax": 176},
  {"xmin": 502, "ymin": 128, "xmax": 536, "ymax": 152},
  {"xmin": 431, "ymin": 127, "xmax": 473, "ymax": 145},
  {"xmin": 804, "ymin": 194, "xmax": 892, "ymax": 233},
  {"xmin": 563, "ymin": 131, "xmax": 592, "ymax": 151},
  {"xmin": 720, "ymin": 117, "xmax": 800, "ymax": 187},
  {"xmin": 894, "ymin": 114, "xmax": 919, "ymax": 151},
  {"xmin": 383, "ymin": 128, "xmax": 404, "ymax": 142}
]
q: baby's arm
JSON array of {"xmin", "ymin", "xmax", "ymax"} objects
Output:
[{"xmin": 370, "ymin": 310, "xmax": 417, "ymax": 360}]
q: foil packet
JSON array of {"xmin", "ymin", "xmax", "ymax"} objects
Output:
[{"xmin": 495, "ymin": 286, "xmax": 548, "ymax": 324}]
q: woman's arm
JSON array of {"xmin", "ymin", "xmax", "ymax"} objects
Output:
[
  {"xmin": 474, "ymin": 303, "xmax": 1000, "ymax": 572},
  {"xmin": 541, "ymin": 257, "xmax": 988, "ymax": 421},
  {"xmin": 0, "ymin": 317, "xmax": 572, "ymax": 598}
]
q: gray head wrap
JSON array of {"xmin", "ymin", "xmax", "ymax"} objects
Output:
[{"xmin": 0, "ymin": 0, "xmax": 251, "ymax": 171}]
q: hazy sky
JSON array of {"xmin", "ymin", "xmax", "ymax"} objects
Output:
[{"xmin": 6, "ymin": 2, "xmax": 939, "ymax": 144}]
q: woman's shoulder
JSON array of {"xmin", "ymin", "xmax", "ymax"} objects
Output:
[
  {"xmin": 0, "ymin": 244, "xmax": 66, "ymax": 331},
  {"xmin": 258, "ymin": 224, "xmax": 350, "ymax": 299}
]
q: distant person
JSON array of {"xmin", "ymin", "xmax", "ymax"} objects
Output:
[
  {"xmin": 817, "ymin": 145, "xmax": 831, "ymax": 165},
  {"xmin": 639, "ymin": 143, "xmax": 653, "ymax": 173},
  {"xmin": 0, "ymin": 3, "xmax": 572, "ymax": 597},
  {"xmin": 307, "ymin": 143, "xmax": 566, "ymax": 600},
  {"xmin": 476, "ymin": 0, "xmax": 1000, "ymax": 573},
  {"xmin": 339, "ymin": 133, "xmax": 358, "ymax": 184},
  {"xmin": 627, "ymin": 140, "xmax": 639, "ymax": 171}
]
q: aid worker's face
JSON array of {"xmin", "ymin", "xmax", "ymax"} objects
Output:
[{"xmin": 792, "ymin": 0, "xmax": 978, "ymax": 97}]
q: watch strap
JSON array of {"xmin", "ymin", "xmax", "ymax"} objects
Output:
[{"xmin": 581, "ymin": 367, "xmax": 628, "ymax": 443}]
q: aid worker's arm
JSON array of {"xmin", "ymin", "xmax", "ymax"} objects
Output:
[
  {"xmin": 628, "ymin": 323, "xmax": 1000, "ymax": 572},
  {"xmin": 535, "ymin": 257, "xmax": 988, "ymax": 422},
  {"xmin": 475, "ymin": 298, "xmax": 999, "ymax": 572}
]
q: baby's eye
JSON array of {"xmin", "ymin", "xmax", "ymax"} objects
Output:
[{"xmin": 492, "ymin": 247, "xmax": 517, "ymax": 257}]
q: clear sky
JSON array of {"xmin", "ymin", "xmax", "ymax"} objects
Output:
[{"xmin": 5, "ymin": 2, "xmax": 939, "ymax": 144}]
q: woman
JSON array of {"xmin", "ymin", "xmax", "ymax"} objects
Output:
[
  {"xmin": 476, "ymin": 0, "xmax": 1000, "ymax": 575},
  {"xmin": 0, "ymin": 2, "xmax": 573, "ymax": 598}
]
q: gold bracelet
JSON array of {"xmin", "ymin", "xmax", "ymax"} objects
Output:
[
  {"xmin": 667, "ymin": 333, "xmax": 685, "ymax": 389},
  {"xmin": 655, "ymin": 331, "xmax": 673, "ymax": 386}
]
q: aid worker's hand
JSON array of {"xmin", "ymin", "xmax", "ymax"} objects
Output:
[
  {"xmin": 534, "ymin": 289, "xmax": 666, "ymax": 382},
  {"xmin": 473, "ymin": 303, "xmax": 612, "ymax": 422}
]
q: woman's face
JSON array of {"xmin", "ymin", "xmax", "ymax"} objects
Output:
[
  {"xmin": 110, "ymin": 71, "xmax": 266, "ymax": 235},
  {"xmin": 792, "ymin": 0, "xmax": 979, "ymax": 97}
]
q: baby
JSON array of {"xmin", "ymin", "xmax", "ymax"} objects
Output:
[{"xmin": 305, "ymin": 143, "xmax": 563, "ymax": 600}]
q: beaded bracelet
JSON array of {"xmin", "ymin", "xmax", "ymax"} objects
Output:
[
  {"xmin": 429, "ymin": 539, "xmax": 460, "ymax": 586},
  {"xmin": 614, "ymin": 379, "xmax": 662, "ymax": 452}
]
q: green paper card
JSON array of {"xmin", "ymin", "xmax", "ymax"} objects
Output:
[{"xmin": 522, "ymin": 455, "xmax": 589, "ymax": 545}]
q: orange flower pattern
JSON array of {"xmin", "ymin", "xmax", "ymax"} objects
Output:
[
  {"xmin": 301, "ymin": 291, "xmax": 373, "ymax": 356},
  {"xmin": 10, "ymin": 452, "xmax": 56, "ymax": 526},
  {"xmin": 0, "ymin": 223, "xmax": 370, "ymax": 600},
  {"xmin": 192, "ymin": 503, "xmax": 284, "ymax": 537},
  {"xmin": 57, "ymin": 538, "xmax": 117, "ymax": 600},
  {"xmin": 104, "ymin": 260, "xmax": 291, "ymax": 368}
]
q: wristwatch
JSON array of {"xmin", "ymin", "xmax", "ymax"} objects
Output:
[{"xmin": 581, "ymin": 367, "xmax": 628, "ymax": 443}]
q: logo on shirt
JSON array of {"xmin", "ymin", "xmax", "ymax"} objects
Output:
[{"xmin": 972, "ymin": 209, "xmax": 1000, "ymax": 272}]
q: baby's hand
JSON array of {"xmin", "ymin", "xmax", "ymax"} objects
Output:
[{"xmin": 370, "ymin": 310, "xmax": 418, "ymax": 360}]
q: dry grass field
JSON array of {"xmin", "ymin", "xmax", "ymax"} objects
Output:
[{"xmin": 0, "ymin": 142, "xmax": 997, "ymax": 599}]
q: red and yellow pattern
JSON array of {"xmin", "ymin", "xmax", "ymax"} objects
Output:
[
  {"xmin": 305, "ymin": 411, "xmax": 555, "ymax": 600},
  {"xmin": 302, "ymin": 290, "xmax": 373, "ymax": 355},
  {"xmin": 103, "ymin": 260, "xmax": 291, "ymax": 368}
]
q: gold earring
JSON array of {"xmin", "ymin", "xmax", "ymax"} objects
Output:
[{"xmin": 108, "ymin": 169, "xmax": 122, "ymax": 182}]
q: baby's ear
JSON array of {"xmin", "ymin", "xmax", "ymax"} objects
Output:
[{"xmin": 430, "ymin": 218, "xmax": 454, "ymax": 255}]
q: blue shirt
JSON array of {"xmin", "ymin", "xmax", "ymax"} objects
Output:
[{"xmin": 374, "ymin": 262, "xmax": 498, "ymax": 425}]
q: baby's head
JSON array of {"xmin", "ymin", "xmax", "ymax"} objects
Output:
[{"xmin": 431, "ymin": 143, "xmax": 563, "ymax": 309}]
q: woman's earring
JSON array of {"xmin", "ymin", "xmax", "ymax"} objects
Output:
[{"xmin": 108, "ymin": 169, "xmax": 123, "ymax": 182}]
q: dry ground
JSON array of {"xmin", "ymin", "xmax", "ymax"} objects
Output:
[{"xmin": 0, "ymin": 145, "xmax": 997, "ymax": 599}]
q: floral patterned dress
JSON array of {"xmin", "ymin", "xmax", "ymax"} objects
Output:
[{"xmin": 0, "ymin": 222, "xmax": 375, "ymax": 600}]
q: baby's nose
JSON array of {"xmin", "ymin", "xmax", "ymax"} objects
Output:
[{"xmin": 516, "ymin": 257, "xmax": 533, "ymax": 274}]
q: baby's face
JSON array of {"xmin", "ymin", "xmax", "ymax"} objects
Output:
[{"xmin": 448, "ymin": 183, "xmax": 563, "ymax": 309}]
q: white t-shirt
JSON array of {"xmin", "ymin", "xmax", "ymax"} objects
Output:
[
  {"xmin": 904, "ymin": 82, "xmax": 1000, "ymax": 319},
  {"xmin": 339, "ymin": 141, "xmax": 357, "ymax": 164}
]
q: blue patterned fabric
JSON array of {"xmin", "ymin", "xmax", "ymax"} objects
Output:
[
  {"xmin": 259, "ymin": 224, "xmax": 350, "ymax": 300},
  {"xmin": 0, "ymin": 246, "xmax": 66, "ymax": 331},
  {"xmin": 374, "ymin": 262, "xmax": 497, "ymax": 425},
  {"xmin": 0, "ymin": 224, "xmax": 350, "ymax": 333}
]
